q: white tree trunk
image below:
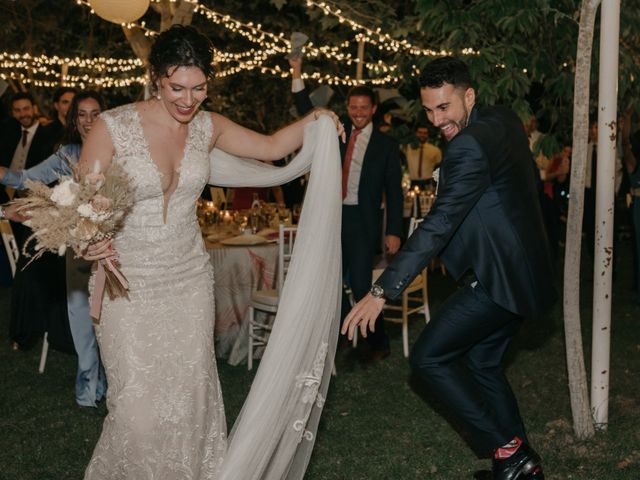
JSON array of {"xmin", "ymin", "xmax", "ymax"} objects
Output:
[
  {"xmin": 169, "ymin": 0, "xmax": 195, "ymax": 28},
  {"xmin": 563, "ymin": 0, "xmax": 600, "ymax": 440},
  {"xmin": 590, "ymin": 0, "xmax": 620, "ymax": 430},
  {"xmin": 123, "ymin": 27, "xmax": 151, "ymax": 64}
]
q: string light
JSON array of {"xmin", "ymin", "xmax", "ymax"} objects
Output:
[
  {"xmin": 72, "ymin": 0, "xmax": 400, "ymax": 84},
  {"xmin": 305, "ymin": 1, "xmax": 480, "ymax": 57},
  {"xmin": 0, "ymin": 50, "xmax": 397, "ymax": 88},
  {"xmin": 0, "ymin": 52, "xmax": 147, "ymax": 89},
  {"xmin": 76, "ymin": 0, "xmax": 399, "ymax": 76},
  {"xmin": 7, "ymin": 1, "xmax": 484, "ymax": 89}
]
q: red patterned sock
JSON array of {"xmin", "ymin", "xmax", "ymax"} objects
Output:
[{"xmin": 494, "ymin": 436, "xmax": 523, "ymax": 460}]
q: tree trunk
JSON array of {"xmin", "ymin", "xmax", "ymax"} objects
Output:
[
  {"xmin": 169, "ymin": 0, "xmax": 195, "ymax": 27},
  {"xmin": 155, "ymin": 0, "xmax": 174, "ymax": 32},
  {"xmin": 122, "ymin": 27, "xmax": 151, "ymax": 65},
  {"xmin": 563, "ymin": 0, "xmax": 600, "ymax": 440}
]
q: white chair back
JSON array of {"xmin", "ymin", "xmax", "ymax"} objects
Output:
[
  {"xmin": 0, "ymin": 219, "xmax": 19, "ymax": 277},
  {"xmin": 277, "ymin": 224, "xmax": 297, "ymax": 292},
  {"xmin": 408, "ymin": 216, "xmax": 424, "ymax": 237}
]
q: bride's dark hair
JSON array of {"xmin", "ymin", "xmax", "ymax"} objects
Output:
[{"xmin": 148, "ymin": 25, "xmax": 214, "ymax": 95}]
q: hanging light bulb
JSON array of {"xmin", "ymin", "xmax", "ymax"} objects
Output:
[{"xmin": 88, "ymin": 0, "xmax": 150, "ymax": 24}]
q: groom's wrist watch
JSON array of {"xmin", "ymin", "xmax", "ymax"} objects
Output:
[
  {"xmin": 0, "ymin": 206, "xmax": 5, "ymax": 220},
  {"xmin": 370, "ymin": 284, "xmax": 386, "ymax": 300}
]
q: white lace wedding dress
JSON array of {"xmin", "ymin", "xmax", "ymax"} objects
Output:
[
  {"xmin": 85, "ymin": 104, "xmax": 342, "ymax": 480},
  {"xmin": 84, "ymin": 104, "xmax": 227, "ymax": 479}
]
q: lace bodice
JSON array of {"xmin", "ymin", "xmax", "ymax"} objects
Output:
[{"xmin": 101, "ymin": 103, "xmax": 212, "ymax": 228}]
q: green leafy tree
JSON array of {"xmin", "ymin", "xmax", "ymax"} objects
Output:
[{"xmin": 410, "ymin": 0, "xmax": 640, "ymax": 153}]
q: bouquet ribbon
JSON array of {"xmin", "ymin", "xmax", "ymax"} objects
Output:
[{"xmin": 90, "ymin": 253, "xmax": 129, "ymax": 323}]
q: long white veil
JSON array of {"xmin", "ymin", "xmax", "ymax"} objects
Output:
[{"xmin": 209, "ymin": 116, "xmax": 342, "ymax": 479}]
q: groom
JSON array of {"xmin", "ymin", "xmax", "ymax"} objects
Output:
[{"xmin": 343, "ymin": 57, "xmax": 555, "ymax": 479}]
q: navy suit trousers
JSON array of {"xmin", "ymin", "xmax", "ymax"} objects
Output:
[
  {"xmin": 341, "ymin": 205, "xmax": 389, "ymax": 351},
  {"xmin": 410, "ymin": 279, "xmax": 527, "ymax": 452}
]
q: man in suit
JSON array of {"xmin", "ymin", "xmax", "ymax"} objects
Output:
[
  {"xmin": 289, "ymin": 57, "xmax": 404, "ymax": 360},
  {"xmin": 1, "ymin": 91, "xmax": 58, "ymax": 240},
  {"xmin": 343, "ymin": 57, "xmax": 555, "ymax": 479},
  {"xmin": 1, "ymin": 92, "xmax": 58, "ymax": 184},
  {"xmin": 1, "ymin": 91, "xmax": 63, "ymax": 349}
]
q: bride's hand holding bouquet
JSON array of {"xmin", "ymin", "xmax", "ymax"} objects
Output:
[{"xmin": 10, "ymin": 159, "xmax": 133, "ymax": 321}]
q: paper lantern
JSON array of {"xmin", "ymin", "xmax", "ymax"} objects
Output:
[{"xmin": 89, "ymin": 0, "xmax": 150, "ymax": 24}]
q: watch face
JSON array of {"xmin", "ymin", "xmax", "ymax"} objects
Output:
[{"xmin": 371, "ymin": 284, "xmax": 384, "ymax": 298}]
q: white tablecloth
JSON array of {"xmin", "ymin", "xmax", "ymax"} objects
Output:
[{"xmin": 208, "ymin": 242, "xmax": 278, "ymax": 365}]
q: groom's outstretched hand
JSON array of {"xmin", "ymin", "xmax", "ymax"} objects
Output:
[{"xmin": 341, "ymin": 293, "xmax": 385, "ymax": 340}]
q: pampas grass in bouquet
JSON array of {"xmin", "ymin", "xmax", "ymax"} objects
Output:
[{"xmin": 12, "ymin": 160, "xmax": 134, "ymax": 318}]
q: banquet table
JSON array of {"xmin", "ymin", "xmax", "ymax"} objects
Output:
[{"xmin": 206, "ymin": 239, "xmax": 278, "ymax": 366}]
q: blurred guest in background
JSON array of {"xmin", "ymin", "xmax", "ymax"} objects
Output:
[
  {"xmin": 0, "ymin": 90, "xmax": 66, "ymax": 351},
  {"xmin": 541, "ymin": 145, "xmax": 571, "ymax": 259},
  {"xmin": 1, "ymin": 90, "xmax": 107, "ymax": 406},
  {"xmin": 47, "ymin": 87, "xmax": 76, "ymax": 142},
  {"xmin": 622, "ymin": 110, "xmax": 640, "ymax": 299},
  {"xmin": 230, "ymin": 186, "xmax": 284, "ymax": 210},
  {"xmin": 403, "ymin": 124, "xmax": 442, "ymax": 190}
]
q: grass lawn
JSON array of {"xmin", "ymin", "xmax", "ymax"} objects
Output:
[{"xmin": 1, "ymin": 241, "xmax": 639, "ymax": 479}]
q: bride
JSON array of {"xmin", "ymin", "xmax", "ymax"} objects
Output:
[{"xmin": 81, "ymin": 25, "xmax": 344, "ymax": 479}]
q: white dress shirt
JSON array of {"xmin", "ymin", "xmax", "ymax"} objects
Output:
[
  {"xmin": 343, "ymin": 122, "xmax": 372, "ymax": 206},
  {"xmin": 405, "ymin": 141, "xmax": 442, "ymax": 180},
  {"xmin": 10, "ymin": 122, "xmax": 39, "ymax": 172}
]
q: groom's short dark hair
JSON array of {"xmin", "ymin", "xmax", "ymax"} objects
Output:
[
  {"xmin": 419, "ymin": 56, "xmax": 473, "ymax": 90},
  {"xmin": 346, "ymin": 85, "xmax": 377, "ymax": 105}
]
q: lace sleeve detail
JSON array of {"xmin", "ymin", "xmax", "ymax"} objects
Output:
[
  {"xmin": 100, "ymin": 104, "xmax": 143, "ymax": 161},
  {"xmin": 192, "ymin": 110, "xmax": 214, "ymax": 154}
]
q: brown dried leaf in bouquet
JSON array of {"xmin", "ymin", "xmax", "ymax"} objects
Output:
[{"xmin": 10, "ymin": 161, "xmax": 134, "ymax": 267}]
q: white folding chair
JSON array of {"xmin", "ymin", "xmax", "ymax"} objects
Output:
[
  {"xmin": 375, "ymin": 217, "xmax": 430, "ymax": 357},
  {"xmin": 247, "ymin": 224, "xmax": 297, "ymax": 370},
  {"xmin": 1, "ymin": 219, "xmax": 49, "ymax": 373},
  {"xmin": 0, "ymin": 219, "xmax": 18, "ymax": 277}
]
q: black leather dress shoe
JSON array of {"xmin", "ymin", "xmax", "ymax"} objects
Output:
[{"xmin": 492, "ymin": 443, "xmax": 543, "ymax": 480}]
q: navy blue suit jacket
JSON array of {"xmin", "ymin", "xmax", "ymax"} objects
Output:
[
  {"xmin": 293, "ymin": 88, "xmax": 404, "ymax": 246},
  {"xmin": 0, "ymin": 118, "xmax": 58, "ymax": 170},
  {"xmin": 0, "ymin": 118, "xmax": 58, "ymax": 203},
  {"xmin": 377, "ymin": 105, "xmax": 556, "ymax": 318}
]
